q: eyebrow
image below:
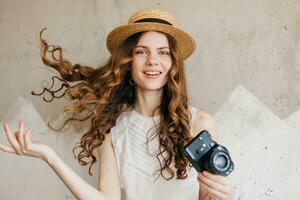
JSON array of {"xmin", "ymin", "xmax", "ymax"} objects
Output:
[{"xmin": 134, "ymin": 45, "xmax": 170, "ymax": 50}]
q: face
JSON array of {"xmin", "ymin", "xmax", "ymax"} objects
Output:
[{"xmin": 131, "ymin": 31, "xmax": 172, "ymax": 91}]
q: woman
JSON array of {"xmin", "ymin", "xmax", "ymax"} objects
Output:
[{"xmin": 0, "ymin": 9, "xmax": 233, "ymax": 200}]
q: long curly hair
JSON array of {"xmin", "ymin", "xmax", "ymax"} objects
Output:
[{"xmin": 32, "ymin": 28, "xmax": 193, "ymax": 180}]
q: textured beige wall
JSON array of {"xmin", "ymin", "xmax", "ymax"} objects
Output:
[{"xmin": 0, "ymin": 0, "xmax": 299, "ymax": 199}]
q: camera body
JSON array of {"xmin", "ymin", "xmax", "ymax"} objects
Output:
[{"xmin": 182, "ymin": 130, "xmax": 234, "ymax": 176}]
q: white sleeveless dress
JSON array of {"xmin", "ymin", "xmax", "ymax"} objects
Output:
[{"xmin": 111, "ymin": 106, "xmax": 199, "ymax": 200}]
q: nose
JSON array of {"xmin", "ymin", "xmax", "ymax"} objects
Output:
[{"xmin": 146, "ymin": 52, "xmax": 159, "ymax": 66}]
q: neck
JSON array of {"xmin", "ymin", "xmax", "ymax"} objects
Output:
[{"xmin": 134, "ymin": 87, "xmax": 163, "ymax": 117}]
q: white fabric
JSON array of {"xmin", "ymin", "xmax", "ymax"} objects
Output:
[{"xmin": 111, "ymin": 105, "xmax": 199, "ymax": 200}]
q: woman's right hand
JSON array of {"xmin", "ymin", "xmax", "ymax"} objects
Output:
[{"xmin": 0, "ymin": 119, "xmax": 54, "ymax": 162}]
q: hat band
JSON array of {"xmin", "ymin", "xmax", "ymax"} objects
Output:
[{"xmin": 134, "ymin": 18, "xmax": 173, "ymax": 26}]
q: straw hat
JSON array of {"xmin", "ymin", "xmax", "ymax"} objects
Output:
[{"xmin": 106, "ymin": 9, "xmax": 196, "ymax": 60}]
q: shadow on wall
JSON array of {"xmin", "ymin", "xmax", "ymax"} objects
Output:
[{"xmin": 215, "ymin": 84, "xmax": 300, "ymax": 200}]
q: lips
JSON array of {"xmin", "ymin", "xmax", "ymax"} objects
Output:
[{"xmin": 143, "ymin": 70, "xmax": 162, "ymax": 79}]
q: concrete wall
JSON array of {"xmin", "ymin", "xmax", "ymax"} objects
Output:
[{"xmin": 0, "ymin": 0, "xmax": 299, "ymax": 199}]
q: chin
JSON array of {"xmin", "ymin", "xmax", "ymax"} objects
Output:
[{"xmin": 139, "ymin": 84, "xmax": 165, "ymax": 91}]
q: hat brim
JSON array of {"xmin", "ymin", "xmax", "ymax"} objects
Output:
[{"xmin": 106, "ymin": 22, "xmax": 196, "ymax": 60}]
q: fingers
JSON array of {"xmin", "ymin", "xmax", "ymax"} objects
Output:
[
  {"xmin": 2, "ymin": 120, "xmax": 22, "ymax": 154},
  {"xmin": 201, "ymin": 171, "xmax": 230, "ymax": 186},
  {"xmin": 24, "ymin": 127, "xmax": 33, "ymax": 149},
  {"xmin": 18, "ymin": 120, "xmax": 25, "ymax": 151},
  {"xmin": 200, "ymin": 180, "xmax": 227, "ymax": 199},
  {"xmin": 198, "ymin": 171, "xmax": 233, "ymax": 200},
  {"xmin": 198, "ymin": 173, "xmax": 229, "ymax": 194},
  {"xmin": 0, "ymin": 143, "xmax": 17, "ymax": 154},
  {"xmin": 2, "ymin": 120, "xmax": 33, "ymax": 156}
]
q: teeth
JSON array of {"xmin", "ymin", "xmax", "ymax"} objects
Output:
[{"xmin": 144, "ymin": 71, "xmax": 162, "ymax": 75}]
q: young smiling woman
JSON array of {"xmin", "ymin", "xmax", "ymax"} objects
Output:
[
  {"xmin": 131, "ymin": 31, "xmax": 172, "ymax": 117},
  {"xmin": 0, "ymin": 9, "xmax": 233, "ymax": 200}
]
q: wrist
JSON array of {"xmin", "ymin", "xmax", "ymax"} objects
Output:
[{"xmin": 43, "ymin": 147, "xmax": 57, "ymax": 165}]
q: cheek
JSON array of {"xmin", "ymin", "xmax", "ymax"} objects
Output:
[
  {"xmin": 130, "ymin": 63, "xmax": 141, "ymax": 82},
  {"xmin": 163, "ymin": 57, "xmax": 172, "ymax": 71},
  {"xmin": 131, "ymin": 57, "xmax": 144, "ymax": 72},
  {"xmin": 131, "ymin": 69, "xmax": 139, "ymax": 82},
  {"xmin": 131, "ymin": 56, "xmax": 148, "ymax": 80},
  {"xmin": 164, "ymin": 62, "xmax": 172, "ymax": 75}
]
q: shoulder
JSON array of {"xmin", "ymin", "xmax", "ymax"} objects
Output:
[{"xmin": 191, "ymin": 107, "xmax": 217, "ymax": 139}]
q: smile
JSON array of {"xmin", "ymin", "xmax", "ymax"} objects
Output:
[
  {"xmin": 143, "ymin": 71, "xmax": 162, "ymax": 75},
  {"xmin": 143, "ymin": 70, "xmax": 162, "ymax": 79}
]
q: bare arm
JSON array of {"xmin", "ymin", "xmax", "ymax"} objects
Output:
[
  {"xmin": 46, "ymin": 149, "xmax": 109, "ymax": 200},
  {"xmin": 0, "ymin": 120, "xmax": 120, "ymax": 200},
  {"xmin": 97, "ymin": 133, "xmax": 121, "ymax": 200},
  {"xmin": 191, "ymin": 109, "xmax": 217, "ymax": 141},
  {"xmin": 46, "ymin": 132, "xmax": 121, "ymax": 200},
  {"xmin": 191, "ymin": 109, "xmax": 233, "ymax": 200}
]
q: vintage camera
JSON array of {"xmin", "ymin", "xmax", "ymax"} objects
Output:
[{"xmin": 182, "ymin": 130, "xmax": 234, "ymax": 176}]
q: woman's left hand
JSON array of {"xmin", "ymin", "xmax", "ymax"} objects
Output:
[{"xmin": 197, "ymin": 171, "xmax": 233, "ymax": 200}]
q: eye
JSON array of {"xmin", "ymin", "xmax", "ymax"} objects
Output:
[
  {"xmin": 159, "ymin": 51, "xmax": 170, "ymax": 55},
  {"xmin": 134, "ymin": 49, "xmax": 147, "ymax": 55}
]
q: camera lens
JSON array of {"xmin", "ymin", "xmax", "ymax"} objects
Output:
[
  {"xmin": 212, "ymin": 151, "xmax": 231, "ymax": 172},
  {"xmin": 214, "ymin": 155, "xmax": 227, "ymax": 169}
]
